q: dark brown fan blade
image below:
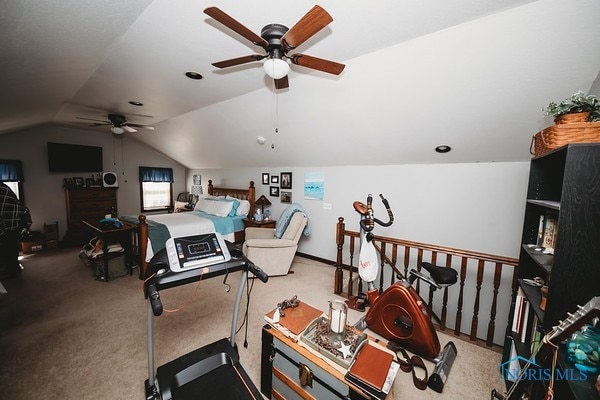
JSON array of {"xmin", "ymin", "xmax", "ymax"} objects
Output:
[
  {"xmin": 290, "ymin": 54, "xmax": 345, "ymax": 75},
  {"xmin": 281, "ymin": 5, "xmax": 333, "ymax": 50},
  {"xmin": 274, "ymin": 75, "xmax": 289, "ymax": 90},
  {"xmin": 212, "ymin": 54, "xmax": 265, "ymax": 69},
  {"xmin": 204, "ymin": 7, "xmax": 268, "ymax": 49},
  {"xmin": 76, "ymin": 116, "xmax": 110, "ymax": 124}
]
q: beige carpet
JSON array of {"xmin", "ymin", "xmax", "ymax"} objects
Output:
[{"xmin": 0, "ymin": 247, "xmax": 504, "ymax": 399}]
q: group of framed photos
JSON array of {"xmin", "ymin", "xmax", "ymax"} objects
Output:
[
  {"xmin": 63, "ymin": 175, "xmax": 102, "ymax": 189},
  {"xmin": 262, "ymin": 172, "xmax": 292, "ymax": 203}
]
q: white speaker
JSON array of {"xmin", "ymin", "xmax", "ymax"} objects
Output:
[{"xmin": 102, "ymin": 172, "xmax": 118, "ymax": 187}]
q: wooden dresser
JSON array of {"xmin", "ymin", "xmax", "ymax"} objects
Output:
[{"xmin": 64, "ymin": 187, "xmax": 118, "ymax": 245}]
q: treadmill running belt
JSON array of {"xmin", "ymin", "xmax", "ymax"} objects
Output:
[{"xmin": 172, "ymin": 364, "xmax": 260, "ymax": 400}]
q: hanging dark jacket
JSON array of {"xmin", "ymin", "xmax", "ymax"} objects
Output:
[{"xmin": 0, "ymin": 183, "xmax": 31, "ymax": 238}]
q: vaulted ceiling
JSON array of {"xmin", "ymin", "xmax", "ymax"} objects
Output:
[{"xmin": 2, "ymin": 0, "xmax": 599, "ymax": 168}]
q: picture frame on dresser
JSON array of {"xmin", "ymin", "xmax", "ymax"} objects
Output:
[{"xmin": 73, "ymin": 177, "xmax": 84, "ymax": 187}]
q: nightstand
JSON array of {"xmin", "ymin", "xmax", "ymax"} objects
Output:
[{"xmin": 243, "ymin": 218, "xmax": 276, "ymax": 229}]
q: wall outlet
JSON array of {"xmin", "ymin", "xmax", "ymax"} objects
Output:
[{"xmin": 323, "ymin": 203, "xmax": 332, "ymax": 210}]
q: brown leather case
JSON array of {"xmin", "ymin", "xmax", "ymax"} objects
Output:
[
  {"xmin": 265, "ymin": 301, "xmax": 323, "ymax": 335},
  {"xmin": 347, "ymin": 342, "xmax": 394, "ymax": 391}
]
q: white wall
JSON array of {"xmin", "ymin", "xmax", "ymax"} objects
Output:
[
  {"xmin": 190, "ymin": 162, "xmax": 530, "ymax": 261},
  {"xmin": 0, "ymin": 124, "xmax": 187, "ymax": 238}
]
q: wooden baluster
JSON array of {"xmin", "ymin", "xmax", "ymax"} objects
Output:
[
  {"xmin": 427, "ymin": 251, "xmax": 438, "ymax": 316},
  {"xmin": 440, "ymin": 253, "xmax": 452, "ymax": 331},
  {"xmin": 391, "ymin": 244, "xmax": 398, "ymax": 285},
  {"xmin": 335, "ymin": 217, "xmax": 345, "ymax": 294},
  {"xmin": 487, "ymin": 262, "xmax": 503, "ymax": 347},
  {"xmin": 416, "ymin": 248, "xmax": 423, "ymax": 294},
  {"xmin": 470, "ymin": 259, "xmax": 485, "ymax": 341},
  {"xmin": 403, "ymin": 246, "xmax": 410, "ymax": 279},
  {"xmin": 348, "ymin": 236, "xmax": 355, "ymax": 298},
  {"xmin": 455, "ymin": 257, "xmax": 468, "ymax": 336},
  {"xmin": 379, "ymin": 241, "xmax": 386, "ymax": 293}
]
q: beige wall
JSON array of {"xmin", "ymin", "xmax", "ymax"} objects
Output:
[{"xmin": 0, "ymin": 124, "xmax": 187, "ymax": 237}]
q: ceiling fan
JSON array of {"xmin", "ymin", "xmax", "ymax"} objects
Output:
[
  {"xmin": 76, "ymin": 113, "xmax": 155, "ymax": 134},
  {"xmin": 204, "ymin": 5, "xmax": 345, "ymax": 89}
]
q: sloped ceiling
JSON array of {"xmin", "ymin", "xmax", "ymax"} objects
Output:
[{"xmin": 1, "ymin": 0, "xmax": 599, "ymax": 168}]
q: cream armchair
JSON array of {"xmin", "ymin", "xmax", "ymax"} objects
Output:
[{"xmin": 242, "ymin": 212, "xmax": 308, "ymax": 277}]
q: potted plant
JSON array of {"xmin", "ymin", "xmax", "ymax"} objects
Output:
[{"xmin": 543, "ymin": 91, "xmax": 600, "ymax": 123}]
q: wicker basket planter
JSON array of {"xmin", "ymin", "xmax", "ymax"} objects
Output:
[{"xmin": 531, "ymin": 120, "xmax": 600, "ymax": 157}]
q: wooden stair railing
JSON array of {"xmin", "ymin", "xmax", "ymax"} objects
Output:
[{"xmin": 334, "ymin": 217, "xmax": 519, "ymax": 348}]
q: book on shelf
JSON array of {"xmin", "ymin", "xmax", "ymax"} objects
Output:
[
  {"xmin": 541, "ymin": 214, "xmax": 557, "ymax": 251},
  {"xmin": 511, "ymin": 287, "xmax": 531, "ymax": 342}
]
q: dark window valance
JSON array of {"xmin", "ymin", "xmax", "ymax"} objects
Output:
[
  {"xmin": 0, "ymin": 160, "xmax": 24, "ymax": 182},
  {"xmin": 139, "ymin": 166, "xmax": 174, "ymax": 183}
]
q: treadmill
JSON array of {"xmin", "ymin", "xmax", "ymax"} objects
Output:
[{"xmin": 143, "ymin": 234, "xmax": 268, "ymax": 400}]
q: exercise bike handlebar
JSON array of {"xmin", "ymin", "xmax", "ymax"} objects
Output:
[{"xmin": 357, "ymin": 193, "xmax": 394, "ymax": 233}]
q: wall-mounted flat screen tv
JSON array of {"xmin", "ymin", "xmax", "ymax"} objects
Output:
[{"xmin": 47, "ymin": 142, "xmax": 103, "ymax": 173}]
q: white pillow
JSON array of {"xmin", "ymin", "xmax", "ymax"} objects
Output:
[
  {"xmin": 204, "ymin": 199, "xmax": 234, "ymax": 217},
  {"xmin": 194, "ymin": 198, "xmax": 208, "ymax": 211},
  {"xmin": 227, "ymin": 195, "xmax": 250, "ymax": 217}
]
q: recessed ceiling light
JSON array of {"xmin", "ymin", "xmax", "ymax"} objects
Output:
[
  {"xmin": 129, "ymin": 101, "xmax": 143, "ymax": 106},
  {"xmin": 186, "ymin": 71, "xmax": 203, "ymax": 80},
  {"xmin": 435, "ymin": 145, "xmax": 451, "ymax": 153}
]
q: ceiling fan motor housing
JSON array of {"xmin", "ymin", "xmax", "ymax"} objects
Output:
[
  {"xmin": 108, "ymin": 113, "xmax": 127, "ymax": 127},
  {"xmin": 261, "ymin": 24, "xmax": 289, "ymax": 58}
]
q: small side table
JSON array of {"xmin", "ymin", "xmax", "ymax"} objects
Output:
[
  {"xmin": 83, "ymin": 220, "xmax": 136, "ymax": 282},
  {"xmin": 243, "ymin": 219, "xmax": 276, "ymax": 229}
]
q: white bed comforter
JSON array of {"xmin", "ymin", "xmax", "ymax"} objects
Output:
[{"xmin": 144, "ymin": 212, "xmax": 234, "ymax": 261}]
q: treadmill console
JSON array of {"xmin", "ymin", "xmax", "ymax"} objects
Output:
[{"xmin": 165, "ymin": 233, "xmax": 231, "ymax": 273}]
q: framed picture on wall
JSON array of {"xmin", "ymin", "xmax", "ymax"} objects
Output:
[
  {"xmin": 270, "ymin": 186, "xmax": 279, "ymax": 197},
  {"xmin": 281, "ymin": 191, "xmax": 292, "ymax": 203},
  {"xmin": 280, "ymin": 172, "xmax": 292, "ymax": 189},
  {"xmin": 262, "ymin": 173, "xmax": 269, "ymax": 185},
  {"xmin": 270, "ymin": 175, "xmax": 279, "ymax": 184},
  {"xmin": 193, "ymin": 174, "xmax": 201, "ymax": 185}
]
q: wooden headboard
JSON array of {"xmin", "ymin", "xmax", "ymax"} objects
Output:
[{"xmin": 207, "ymin": 180, "xmax": 256, "ymax": 218}]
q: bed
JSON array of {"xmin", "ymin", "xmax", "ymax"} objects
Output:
[{"xmin": 124, "ymin": 180, "xmax": 255, "ymax": 278}]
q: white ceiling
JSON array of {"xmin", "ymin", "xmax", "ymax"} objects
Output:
[{"xmin": 2, "ymin": 0, "xmax": 600, "ymax": 168}]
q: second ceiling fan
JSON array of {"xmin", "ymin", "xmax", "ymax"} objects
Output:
[{"xmin": 204, "ymin": 5, "xmax": 345, "ymax": 89}]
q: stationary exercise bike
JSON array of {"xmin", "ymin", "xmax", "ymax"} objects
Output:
[{"xmin": 352, "ymin": 194, "xmax": 458, "ymax": 391}]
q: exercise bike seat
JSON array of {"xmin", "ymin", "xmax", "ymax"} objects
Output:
[{"xmin": 420, "ymin": 262, "xmax": 458, "ymax": 287}]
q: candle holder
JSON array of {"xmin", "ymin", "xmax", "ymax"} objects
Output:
[{"xmin": 328, "ymin": 300, "xmax": 348, "ymax": 346}]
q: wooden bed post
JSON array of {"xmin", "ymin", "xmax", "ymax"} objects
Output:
[
  {"xmin": 138, "ymin": 214, "xmax": 148, "ymax": 279},
  {"xmin": 248, "ymin": 181, "xmax": 255, "ymax": 219},
  {"xmin": 335, "ymin": 217, "xmax": 345, "ymax": 294}
]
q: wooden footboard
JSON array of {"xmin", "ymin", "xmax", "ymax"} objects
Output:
[{"xmin": 133, "ymin": 180, "xmax": 255, "ymax": 279}]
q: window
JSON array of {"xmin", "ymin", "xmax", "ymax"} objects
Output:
[
  {"xmin": 0, "ymin": 160, "xmax": 24, "ymax": 201},
  {"xmin": 139, "ymin": 167, "xmax": 174, "ymax": 212}
]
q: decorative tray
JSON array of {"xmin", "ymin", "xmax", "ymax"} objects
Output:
[{"xmin": 300, "ymin": 316, "xmax": 367, "ymax": 368}]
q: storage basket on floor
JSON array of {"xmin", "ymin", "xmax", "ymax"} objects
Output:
[{"xmin": 531, "ymin": 121, "xmax": 600, "ymax": 157}]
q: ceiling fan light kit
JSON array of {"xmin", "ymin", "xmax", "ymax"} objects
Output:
[
  {"xmin": 263, "ymin": 58, "xmax": 289, "ymax": 79},
  {"xmin": 111, "ymin": 126, "xmax": 125, "ymax": 134},
  {"xmin": 204, "ymin": 5, "xmax": 345, "ymax": 89}
]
